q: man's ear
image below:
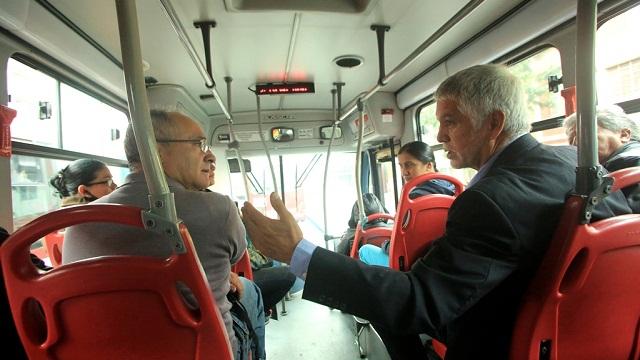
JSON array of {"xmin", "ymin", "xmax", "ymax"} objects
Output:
[
  {"xmin": 77, "ymin": 184, "xmax": 88, "ymax": 196},
  {"xmin": 620, "ymin": 128, "xmax": 632, "ymax": 143},
  {"xmin": 488, "ymin": 110, "xmax": 506, "ymax": 139}
]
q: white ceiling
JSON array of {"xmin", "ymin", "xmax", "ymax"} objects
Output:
[{"xmin": 45, "ymin": 0, "xmax": 522, "ymax": 115}]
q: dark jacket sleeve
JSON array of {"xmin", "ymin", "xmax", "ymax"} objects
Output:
[
  {"xmin": 409, "ymin": 180, "xmax": 455, "ymax": 199},
  {"xmin": 302, "ymin": 189, "xmax": 520, "ymax": 335}
]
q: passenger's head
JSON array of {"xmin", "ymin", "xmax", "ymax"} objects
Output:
[
  {"xmin": 563, "ymin": 105, "xmax": 639, "ymax": 163},
  {"xmin": 397, "ymin": 141, "xmax": 438, "ymax": 182},
  {"xmin": 50, "ymin": 159, "xmax": 115, "ymax": 201},
  {"xmin": 434, "ymin": 64, "xmax": 529, "ymax": 170},
  {"xmin": 348, "ymin": 193, "xmax": 388, "ymax": 228},
  {"xmin": 124, "ymin": 110, "xmax": 213, "ymax": 191},
  {"xmin": 205, "ymin": 151, "xmax": 217, "ymax": 187}
]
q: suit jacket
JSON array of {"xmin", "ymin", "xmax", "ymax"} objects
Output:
[
  {"xmin": 301, "ymin": 134, "xmax": 630, "ymax": 359},
  {"xmin": 602, "ymin": 140, "xmax": 640, "ymax": 213}
]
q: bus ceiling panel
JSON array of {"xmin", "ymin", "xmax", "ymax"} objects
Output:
[
  {"xmin": 396, "ymin": 0, "xmax": 614, "ymax": 110},
  {"xmin": 222, "ymin": 0, "xmax": 375, "ymax": 13},
  {"xmin": 216, "ymin": 121, "xmax": 351, "ymax": 158},
  {"xmin": 0, "ymin": 0, "xmax": 126, "ymax": 101},
  {"xmin": 343, "ymin": 92, "xmax": 404, "ymax": 145},
  {"xmin": 147, "ymin": 84, "xmax": 210, "ymax": 128},
  {"xmin": 12, "ymin": 0, "xmax": 535, "ymax": 116}
]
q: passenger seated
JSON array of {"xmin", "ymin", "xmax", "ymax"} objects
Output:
[
  {"xmin": 241, "ymin": 64, "xmax": 631, "ymax": 359},
  {"xmin": 204, "ymin": 151, "xmax": 295, "ymax": 320},
  {"xmin": 335, "ymin": 193, "xmax": 390, "ymax": 256},
  {"xmin": 564, "ymin": 105, "xmax": 640, "ymax": 212},
  {"xmin": 63, "ymin": 110, "xmax": 265, "ymax": 360},
  {"xmin": 359, "ymin": 141, "xmax": 454, "ymax": 266},
  {"xmin": 49, "ymin": 159, "xmax": 116, "ymax": 206}
]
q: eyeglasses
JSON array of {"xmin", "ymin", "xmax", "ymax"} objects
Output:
[
  {"xmin": 156, "ymin": 138, "xmax": 211, "ymax": 153},
  {"xmin": 88, "ymin": 178, "xmax": 115, "ymax": 187}
]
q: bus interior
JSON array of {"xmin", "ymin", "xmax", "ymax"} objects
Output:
[{"xmin": 1, "ymin": 0, "xmax": 640, "ymax": 359}]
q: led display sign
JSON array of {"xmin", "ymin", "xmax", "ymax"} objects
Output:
[{"xmin": 256, "ymin": 82, "xmax": 315, "ymax": 95}]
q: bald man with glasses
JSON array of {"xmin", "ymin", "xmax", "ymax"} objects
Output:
[{"xmin": 64, "ymin": 110, "xmax": 266, "ymax": 360}]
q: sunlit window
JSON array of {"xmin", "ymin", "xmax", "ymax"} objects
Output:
[
  {"xmin": 596, "ymin": 5, "xmax": 640, "ymax": 105},
  {"xmin": 60, "ymin": 84, "xmax": 128, "ymax": 159},
  {"xmin": 7, "ymin": 60, "xmax": 60, "ymax": 147},
  {"xmin": 509, "ymin": 47, "xmax": 565, "ymax": 123},
  {"xmin": 229, "ymin": 153, "xmax": 357, "ymax": 245},
  {"xmin": 10, "ymin": 154, "xmax": 128, "ymax": 230},
  {"xmin": 7, "ymin": 58, "xmax": 128, "ymax": 159}
]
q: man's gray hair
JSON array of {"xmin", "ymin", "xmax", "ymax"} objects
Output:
[
  {"xmin": 124, "ymin": 109, "xmax": 180, "ymax": 170},
  {"xmin": 434, "ymin": 64, "xmax": 530, "ymax": 138},
  {"xmin": 563, "ymin": 105, "xmax": 639, "ymax": 141}
]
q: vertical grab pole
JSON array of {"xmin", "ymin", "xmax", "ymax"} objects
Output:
[
  {"xmin": 254, "ymin": 93, "xmax": 279, "ymax": 195},
  {"xmin": 389, "ymin": 138, "xmax": 399, "ymax": 209},
  {"xmin": 323, "ymin": 89, "xmax": 338, "ymax": 249},
  {"xmin": 115, "ymin": 0, "xmax": 182, "ymax": 250},
  {"xmin": 575, "ymin": 0, "xmax": 600, "ymax": 197},
  {"xmin": 355, "ymin": 99, "xmax": 366, "ymax": 223}
]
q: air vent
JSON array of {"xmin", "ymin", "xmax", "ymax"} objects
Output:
[
  {"xmin": 333, "ymin": 55, "xmax": 364, "ymax": 69},
  {"xmin": 224, "ymin": 0, "xmax": 374, "ymax": 13}
]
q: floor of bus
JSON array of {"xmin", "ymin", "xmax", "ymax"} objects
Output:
[
  {"xmin": 262, "ymin": 219, "xmax": 391, "ymax": 360},
  {"xmin": 265, "ymin": 294, "xmax": 362, "ymax": 359}
]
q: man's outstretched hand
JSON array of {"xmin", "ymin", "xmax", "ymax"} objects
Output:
[{"xmin": 241, "ymin": 192, "xmax": 303, "ymax": 264}]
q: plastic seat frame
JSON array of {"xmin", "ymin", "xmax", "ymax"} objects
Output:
[
  {"xmin": 0, "ymin": 204, "xmax": 233, "ymax": 360},
  {"xmin": 388, "ymin": 172, "xmax": 464, "ymax": 271},
  {"xmin": 510, "ymin": 167, "xmax": 640, "ymax": 360},
  {"xmin": 349, "ymin": 213, "xmax": 395, "ymax": 260},
  {"xmin": 231, "ymin": 249, "xmax": 254, "ymax": 280},
  {"xmin": 43, "ymin": 230, "xmax": 64, "ymax": 267}
]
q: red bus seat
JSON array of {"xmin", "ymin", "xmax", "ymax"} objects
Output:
[
  {"xmin": 386, "ymin": 173, "xmax": 463, "ymax": 359},
  {"xmin": 43, "ymin": 231, "xmax": 64, "ymax": 268},
  {"xmin": 0, "ymin": 204, "xmax": 233, "ymax": 360},
  {"xmin": 388, "ymin": 173, "xmax": 464, "ymax": 271},
  {"xmin": 349, "ymin": 213, "xmax": 394, "ymax": 260},
  {"xmin": 510, "ymin": 167, "xmax": 640, "ymax": 360},
  {"xmin": 231, "ymin": 249, "xmax": 254, "ymax": 280}
]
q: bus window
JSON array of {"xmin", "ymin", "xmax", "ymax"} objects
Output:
[
  {"xmin": 378, "ymin": 158, "xmax": 401, "ymax": 212},
  {"xmin": 7, "ymin": 58, "xmax": 128, "ymax": 160},
  {"xmin": 509, "ymin": 47, "xmax": 565, "ymax": 122},
  {"xmin": 60, "ymin": 84, "xmax": 128, "ymax": 159},
  {"xmin": 7, "ymin": 59, "xmax": 60, "ymax": 147},
  {"xmin": 230, "ymin": 152, "xmax": 357, "ymax": 241},
  {"xmin": 11, "ymin": 154, "xmax": 66, "ymax": 229},
  {"xmin": 596, "ymin": 5, "xmax": 640, "ymax": 106},
  {"xmin": 10, "ymin": 155, "xmax": 128, "ymax": 230},
  {"xmin": 509, "ymin": 47, "xmax": 567, "ymax": 145},
  {"xmin": 418, "ymin": 102, "xmax": 438, "ymax": 148}
]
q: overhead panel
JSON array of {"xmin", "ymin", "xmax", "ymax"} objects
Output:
[{"xmin": 223, "ymin": 0, "xmax": 375, "ymax": 13}]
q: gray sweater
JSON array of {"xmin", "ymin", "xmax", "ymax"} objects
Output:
[{"xmin": 63, "ymin": 171, "xmax": 246, "ymax": 351}]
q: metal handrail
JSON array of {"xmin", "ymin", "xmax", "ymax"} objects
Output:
[
  {"xmin": 158, "ymin": 0, "xmax": 232, "ymax": 121},
  {"xmin": 575, "ymin": 0, "xmax": 600, "ymax": 196},
  {"xmin": 338, "ymin": 0, "xmax": 484, "ymax": 122},
  {"xmin": 114, "ymin": 0, "xmax": 183, "ymax": 251}
]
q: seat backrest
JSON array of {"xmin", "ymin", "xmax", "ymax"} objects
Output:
[
  {"xmin": 43, "ymin": 231, "xmax": 64, "ymax": 268},
  {"xmin": 0, "ymin": 204, "xmax": 233, "ymax": 360},
  {"xmin": 349, "ymin": 213, "xmax": 395, "ymax": 259},
  {"xmin": 231, "ymin": 249, "xmax": 254, "ymax": 280},
  {"xmin": 388, "ymin": 173, "xmax": 464, "ymax": 271},
  {"xmin": 510, "ymin": 167, "xmax": 640, "ymax": 360}
]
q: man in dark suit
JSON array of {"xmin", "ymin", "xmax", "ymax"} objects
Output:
[
  {"xmin": 241, "ymin": 64, "xmax": 631, "ymax": 359},
  {"xmin": 564, "ymin": 105, "xmax": 640, "ymax": 212}
]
